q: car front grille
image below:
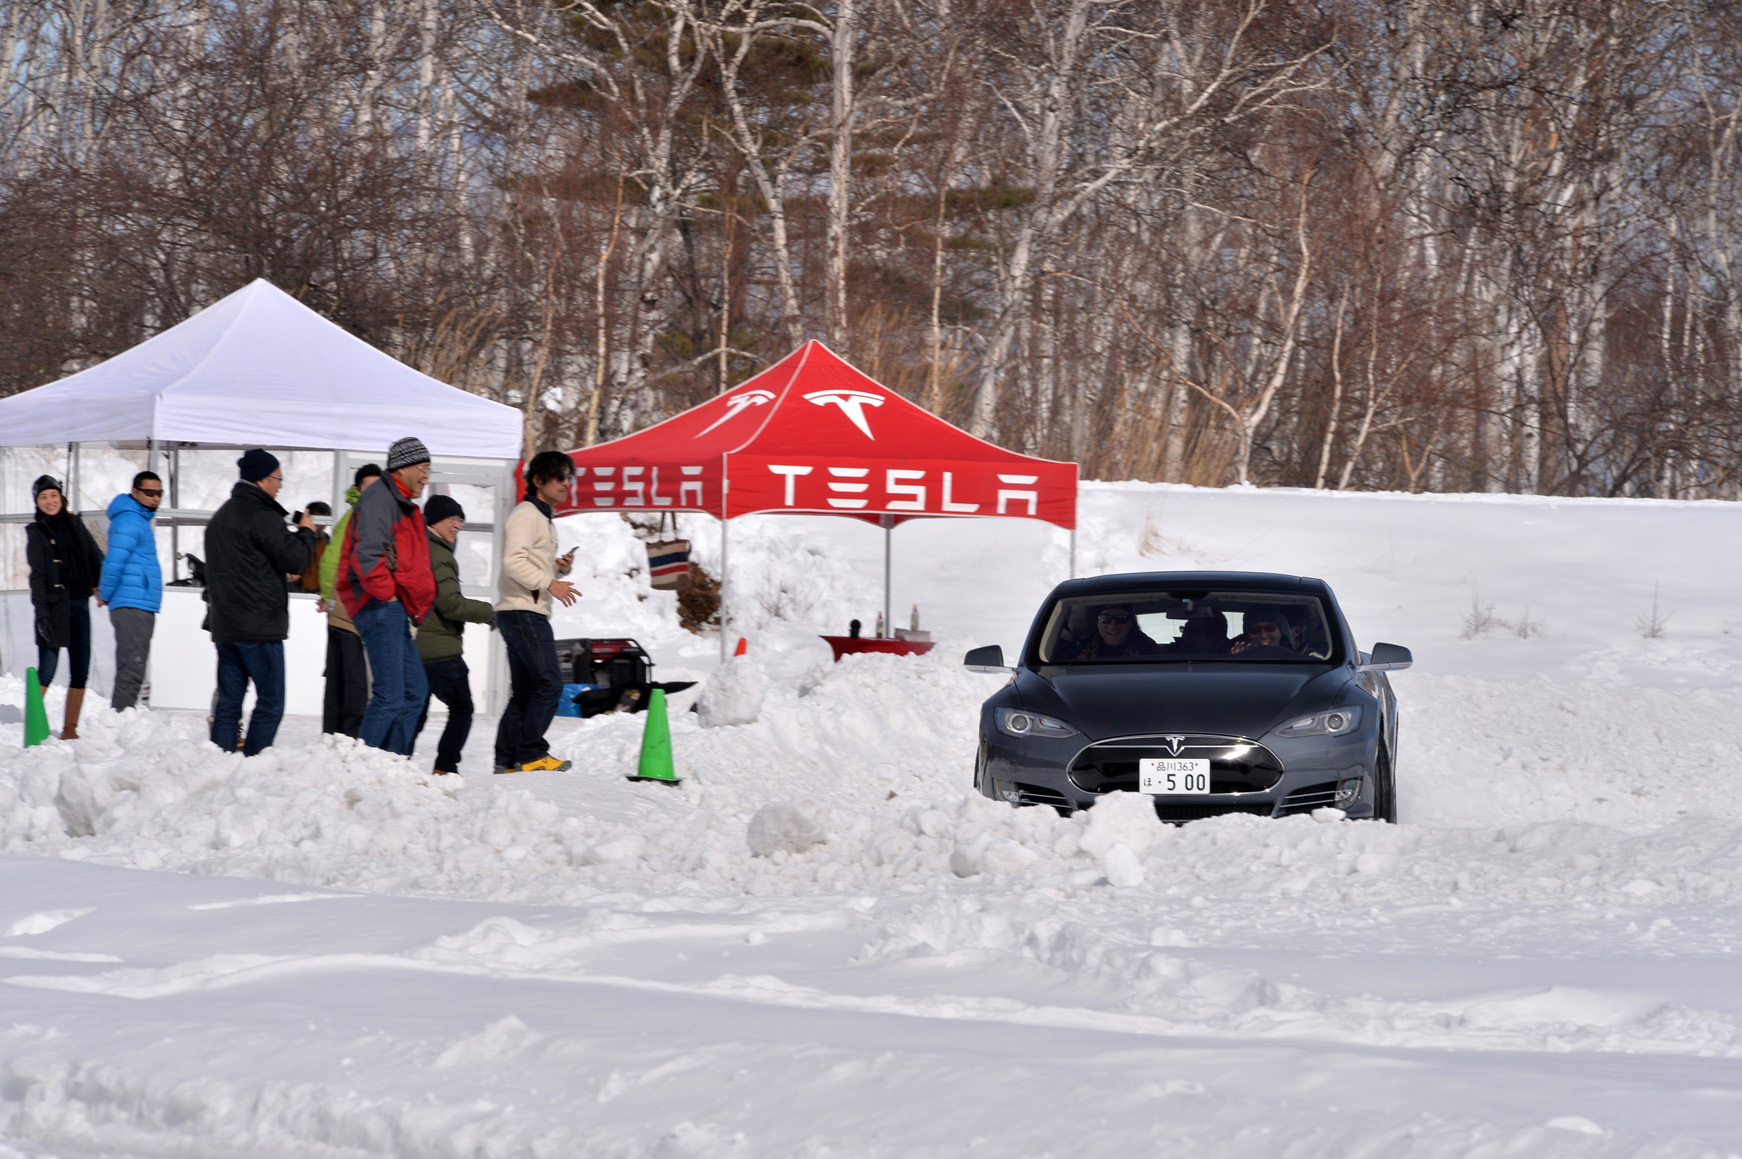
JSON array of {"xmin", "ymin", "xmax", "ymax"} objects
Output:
[
  {"xmin": 1068, "ymin": 734, "xmax": 1284, "ymax": 796},
  {"xmin": 1277, "ymin": 780, "xmax": 1343, "ymax": 815}
]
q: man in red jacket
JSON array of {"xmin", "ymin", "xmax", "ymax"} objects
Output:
[{"xmin": 338, "ymin": 436, "xmax": 436, "ymax": 756}]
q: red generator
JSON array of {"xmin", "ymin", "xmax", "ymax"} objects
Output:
[{"xmin": 554, "ymin": 638, "xmax": 693, "ymax": 717}]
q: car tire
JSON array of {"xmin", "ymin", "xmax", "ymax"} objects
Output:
[{"xmin": 1371, "ymin": 750, "xmax": 1397, "ymax": 824}]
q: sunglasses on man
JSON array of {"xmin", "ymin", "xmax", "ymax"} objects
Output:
[
  {"xmin": 1097, "ymin": 612, "xmax": 1131, "ymax": 625},
  {"xmin": 135, "ymin": 487, "xmax": 163, "ymax": 498}
]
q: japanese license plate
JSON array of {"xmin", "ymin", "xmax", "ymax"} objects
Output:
[{"xmin": 1140, "ymin": 758, "xmax": 1211, "ymax": 795}]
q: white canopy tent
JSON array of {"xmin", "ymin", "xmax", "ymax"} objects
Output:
[
  {"xmin": 0, "ymin": 279, "xmax": 521, "ymax": 454},
  {"xmin": 0, "ymin": 279, "xmax": 523, "ymax": 715}
]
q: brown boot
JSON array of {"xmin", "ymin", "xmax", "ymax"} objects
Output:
[{"xmin": 61, "ymin": 687, "xmax": 85, "ymax": 741}]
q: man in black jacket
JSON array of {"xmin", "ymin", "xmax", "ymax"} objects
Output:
[{"xmin": 204, "ymin": 449, "xmax": 316, "ymax": 755}]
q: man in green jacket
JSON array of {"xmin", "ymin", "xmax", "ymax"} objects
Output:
[
  {"xmin": 318, "ymin": 463, "xmax": 381, "ymax": 736},
  {"xmin": 414, "ymin": 493, "xmax": 495, "ymax": 775}
]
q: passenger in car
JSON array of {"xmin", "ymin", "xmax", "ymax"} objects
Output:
[
  {"xmin": 1230, "ymin": 606, "xmax": 1299, "ymax": 655},
  {"xmin": 1059, "ymin": 603, "xmax": 1161, "ymax": 659},
  {"xmin": 1161, "ymin": 612, "xmax": 1231, "ymax": 655},
  {"xmin": 1282, "ymin": 605, "xmax": 1331, "ymax": 657}
]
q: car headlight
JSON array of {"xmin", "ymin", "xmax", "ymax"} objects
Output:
[
  {"xmin": 1275, "ymin": 706, "xmax": 1362, "ymax": 737},
  {"xmin": 995, "ymin": 707, "xmax": 1079, "ymax": 739}
]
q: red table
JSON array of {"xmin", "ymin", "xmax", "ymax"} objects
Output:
[{"xmin": 820, "ymin": 635, "xmax": 936, "ymax": 661}]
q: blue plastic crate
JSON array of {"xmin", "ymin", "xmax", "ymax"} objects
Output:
[{"xmin": 555, "ymin": 683, "xmax": 601, "ymax": 717}]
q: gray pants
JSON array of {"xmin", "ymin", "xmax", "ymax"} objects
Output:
[{"xmin": 111, "ymin": 607, "xmax": 155, "ymax": 711}]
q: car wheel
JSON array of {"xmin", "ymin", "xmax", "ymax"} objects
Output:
[{"xmin": 1371, "ymin": 750, "xmax": 1397, "ymax": 824}]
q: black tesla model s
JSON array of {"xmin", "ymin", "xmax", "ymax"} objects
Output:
[{"xmin": 965, "ymin": 572, "xmax": 1412, "ymax": 823}]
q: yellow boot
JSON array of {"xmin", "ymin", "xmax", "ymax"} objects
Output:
[{"xmin": 61, "ymin": 687, "xmax": 85, "ymax": 741}]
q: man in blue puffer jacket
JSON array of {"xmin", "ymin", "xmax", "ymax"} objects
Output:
[{"xmin": 99, "ymin": 471, "xmax": 164, "ymax": 711}]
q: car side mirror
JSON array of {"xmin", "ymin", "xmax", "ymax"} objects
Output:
[
  {"xmin": 1357, "ymin": 642, "xmax": 1412, "ymax": 672},
  {"xmin": 964, "ymin": 644, "xmax": 1015, "ymax": 675}
]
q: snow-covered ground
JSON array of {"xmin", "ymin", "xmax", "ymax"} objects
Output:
[{"xmin": 4, "ymin": 481, "xmax": 1742, "ymax": 1158}]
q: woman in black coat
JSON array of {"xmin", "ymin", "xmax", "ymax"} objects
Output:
[{"xmin": 25, "ymin": 475, "xmax": 105, "ymax": 740}]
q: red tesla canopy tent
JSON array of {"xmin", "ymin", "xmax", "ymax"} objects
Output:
[{"xmin": 556, "ymin": 341, "xmax": 1078, "ymax": 657}]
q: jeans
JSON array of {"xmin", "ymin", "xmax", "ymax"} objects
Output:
[
  {"xmin": 415, "ymin": 657, "xmax": 474, "ymax": 773},
  {"xmin": 322, "ymin": 625, "xmax": 368, "ymax": 737},
  {"xmin": 110, "ymin": 607, "xmax": 155, "ymax": 711},
  {"xmin": 212, "ymin": 640, "xmax": 286, "ymax": 756},
  {"xmin": 494, "ymin": 610, "xmax": 562, "ymax": 769},
  {"xmin": 37, "ymin": 598, "xmax": 92, "ymax": 689},
  {"xmin": 354, "ymin": 600, "xmax": 428, "ymax": 756}
]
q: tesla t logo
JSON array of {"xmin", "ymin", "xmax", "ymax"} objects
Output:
[
  {"xmin": 804, "ymin": 389, "xmax": 884, "ymax": 439},
  {"xmin": 1162, "ymin": 735, "xmax": 1186, "ymax": 756},
  {"xmin": 695, "ymin": 389, "xmax": 775, "ymax": 438}
]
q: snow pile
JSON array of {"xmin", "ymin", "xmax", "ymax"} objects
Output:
[
  {"xmin": 12, "ymin": 640, "xmax": 1742, "ymax": 921},
  {"xmin": 0, "ymin": 693, "xmax": 582, "ymax": 900},
  {"xmin": 746, "ymin": 802, "xmax": 827, "ymax": 856},
  {"xmin": 695, "ymin": 655, "xmax": 767, "ymax": 727},
  {"xmin": 1406, "ymin": 674, "xmax": 1742, "ymax": 828}
]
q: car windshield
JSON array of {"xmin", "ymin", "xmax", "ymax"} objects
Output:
[{"xmin": 1036, "ymin": 589, "xmax": 1340, "ymax": 664}]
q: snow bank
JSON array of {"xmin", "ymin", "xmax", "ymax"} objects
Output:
[{"xmin": 10, "ymin": 652, "xmax": 1742, "ymax": 934}]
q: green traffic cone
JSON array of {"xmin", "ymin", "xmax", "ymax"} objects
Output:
[
  {"xmin": 627, "ymin": 688, "xmax": 680, "ymax": 785},
  {"xmin": 24, "ymin": 667, "xmax": 51, "ymax": 747}
]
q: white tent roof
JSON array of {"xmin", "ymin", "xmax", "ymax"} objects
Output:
[{"xmin": 0, "ymin": 279, "xmax": 522, "ymax": 458}]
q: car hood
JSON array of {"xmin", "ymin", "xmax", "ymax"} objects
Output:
[{"xmin": 1017, "ymin": 664, "xmax": 1352, "ymax": 740}]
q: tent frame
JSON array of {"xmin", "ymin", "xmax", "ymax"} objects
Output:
[{"xmin": 710, "ymin": 500, "xmax": 1077, "ymax": 664}]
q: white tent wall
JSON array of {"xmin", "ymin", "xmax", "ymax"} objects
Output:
[{"xmin": 1, "ymin": 445, "xmax": 515, "ymax": 718}]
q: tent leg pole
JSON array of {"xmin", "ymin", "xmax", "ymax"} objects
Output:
[
  {"xmin": 170, "ymin": 446, "xmax": 180, "ymax": 582},
  {"xmin": 1069, "ymin": 526, "xmax": 1077, "ymax": 579},
  {"xmin": 883, "ymin": 523, "xmax": 892, "ymax": 638},
  {"xmin": 720, "ymin": 517, "xmax": 730, "ymax": 663}
]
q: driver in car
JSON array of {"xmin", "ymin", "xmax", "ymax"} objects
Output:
[
  {"xmin": 1063, "ymin": 603, "xmax": 1161, "ymax": 659},
  {"xmin": 1229, "ymin": 606, "xmax": 1299, "ymax": 655},
  {"xmin": 1162, "ymin": 612, "xmax": 1230, "ymax": 655}
]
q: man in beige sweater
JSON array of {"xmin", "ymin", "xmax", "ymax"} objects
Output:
[{"xmin": 493, "ymin": 450, "xmax": 580, "ymax": 773}]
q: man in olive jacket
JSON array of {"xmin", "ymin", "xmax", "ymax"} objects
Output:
[
  {"xmin": 317, "ymin": 463, "xmax": 381, "ymax": 737},
  {"xmin": 413, "ymin": 494, "xmax": 494, "ymax": 774},
  {"xmin": 204, "ymin": 449, "xmax": 316, "ymax": 755}
]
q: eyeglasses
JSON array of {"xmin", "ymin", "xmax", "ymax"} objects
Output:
[
  {"xmin": 1097, "ymin": 613, "xmax": 1131, "ymax": 625},
  {"xmin": 135, "ymin": 488, "xmax": 163, "ymax": 498}
]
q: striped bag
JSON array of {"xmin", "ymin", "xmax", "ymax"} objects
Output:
[{"xmin": 645, "ymin": 517, "xmax": 692, "ymax": 591}]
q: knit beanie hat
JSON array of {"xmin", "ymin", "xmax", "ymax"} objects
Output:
[
  {"xmin": 386, "ymin": 437, "xmax": 431, "ymax": 473},
  {"xmin": 424, "ymin": 494, "xmax": 464, "ymax": 526},
  {"xmin": 31, "ymin": 475, "xmax": 63, "ymax": 500},
  {"xmin": 237, "ymin": 448, "xmax": 279, "ymax": 483}
]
